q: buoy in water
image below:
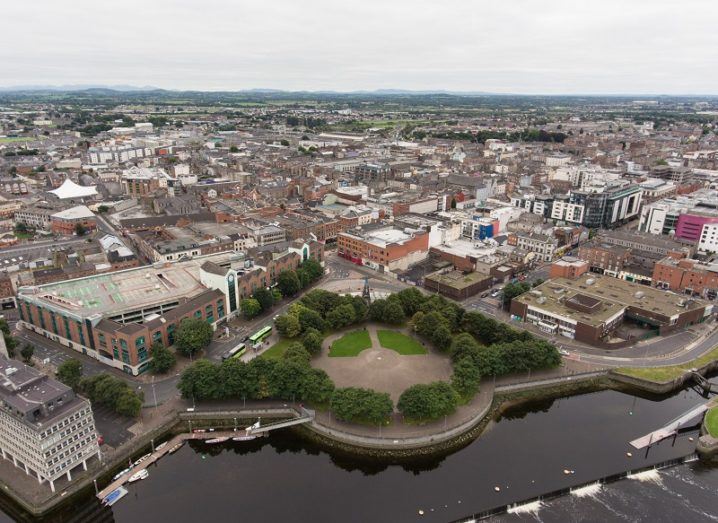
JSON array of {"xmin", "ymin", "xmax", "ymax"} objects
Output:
[
  {"xmin": 689, "ymin": 437, "xmax": 694, "ymax": 442},
  {"xmin": 563, "ymin": 469, "xmax": 571, "ymax": 475},
  {"xmin": 494, "ymin": 486, "xmax": 501, "ymax": 492},
  {"xmin": 418, "ymin": 510, "xmax": 424, "ymax": 516},
  {"xmin": 626, "ymin": 452, "xmax": 633, "ymax": 457}
]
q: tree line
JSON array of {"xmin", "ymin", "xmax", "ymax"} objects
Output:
[{"xmin": 242, "ymin": 258, "xmax": 324, "ymax": 320}]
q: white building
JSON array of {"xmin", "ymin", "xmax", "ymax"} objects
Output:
[
  {"xmin": 699, "ymin": 223, "xmax": 718, "ymax": 253},
  {"xmin": 0, "ymin": 358, "xmax": 100, "ymax": 493}
]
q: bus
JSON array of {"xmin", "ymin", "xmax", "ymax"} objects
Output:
[
  {"xmin": 221, "ymin": 343, "xmax": 246, "ymax": 361},
  {"xmin": 248, "ymin": 326, "xmax": 272, "ymax": 346}
]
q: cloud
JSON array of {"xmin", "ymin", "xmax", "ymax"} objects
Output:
[{"xmin": 1, "ymin": 0, "xmax": 716, "ymax": 94}]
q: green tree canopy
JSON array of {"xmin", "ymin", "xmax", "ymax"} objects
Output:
[
  {"xmin": 241, "ymin": 298, "xmax": 262, "ymax": 319},
  {"xmin": 277, "ymin": 270, "xmax": 301, "ymax": 297},
  {"xmin": 253, "ymin": 288, "xmax": 275, "ymax": 312},
  {"xmin": 56, "ymin": 359, "xmax": 83, "ymax": 390},
  {"xmin": 150, "ymin": 343, "xmax": 176, "ymax": 374},
  {"xmin": 398, "ymin": 382, "xmax": 458, "ymax": 422},
  {"xmin": 275, "ymin": 313, "xmax": 301, "ymax": 338},
  {"xmin": 174, "ymin": 318, "xmax": 213, "ymax": 357},
  {"xmin": 330, "ymin": 387, "xmax": 393, "ymax": 425}
]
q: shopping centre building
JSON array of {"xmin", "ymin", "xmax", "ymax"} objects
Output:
[{"xmin": 17, "ymin": 240, "xmax": 321, "ymax": 375}]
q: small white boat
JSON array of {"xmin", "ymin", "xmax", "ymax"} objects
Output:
[
  {"xmin": 205, "ymin": 437, "xmax": 229, "ymax": 444},
  {"xmin": 133, "ymin": 453, "xmax": 151, "ymax": 467},
  {"xmin": 128, "ymin": 469, "xmax": 149, "ymax": 483},
  {"xmin": 232, "ymin": 434, "xmax": 257, "ymax": 442},
  {"xmin": 112, "ymin": 467, "xmax": 131, "ymax": 481},
  {"xmin": 102, "ymin": 486, "xmax": 128, "ymax": 506},
  {"xmin": 168, "ymin": 442, "xmax": 184, "ymax": 454},
  {"xmin": 155, "ymin": 442, "xmax": 168, "ymax": 452}
]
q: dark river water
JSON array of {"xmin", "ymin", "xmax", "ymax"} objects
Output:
[{"xmin": 2, "ymin": 387, "xmax": 716, "ymax": 522}]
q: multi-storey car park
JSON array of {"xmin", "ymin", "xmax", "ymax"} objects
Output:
[
  {"xmin": 17, "ymin": 241, "xmax": 322, "ymax": 375},
  {"xmin": 0, "ymin": 358, "xmax": 100, "ymax": 493}
]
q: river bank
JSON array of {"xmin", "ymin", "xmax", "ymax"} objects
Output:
[
  {"xmin": 68, "ymin": 387, "xmax": 714, "ymax": 523},
  {"xmin": 0, "ymin": 360, "xmax": 715, "ymax": 520}
]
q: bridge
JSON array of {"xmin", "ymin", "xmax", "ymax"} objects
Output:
[
  {"xmin": 630, "ymin": 401, "xmax": 712, "ymax": 449},
  {"xmin": 246, "ymin": 407, "xmax": 315, "ymax": 434},
  {"xmin": 690, "ymin": 371, "xmax": 718, "ymax": 394}
]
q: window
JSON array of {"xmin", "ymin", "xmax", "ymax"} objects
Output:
[
  {"xmin": 194, "ymin": 310, "xmax": 202, "ymax": 319},
  {"xmin": 152, "ymin": 331, "xmax": 162, "ymax": 344},
  {"xmin": 135, "ymin": 336, "xmax": 146, "ymax": 350}
]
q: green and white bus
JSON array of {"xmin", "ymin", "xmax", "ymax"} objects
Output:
[
  {"xmin": 221, "ymin": 343, "xmax": 246, "ymax": 361},
  {"xmin": 248, "ymin": 325, "xmax": 272, "ymax": 346}
]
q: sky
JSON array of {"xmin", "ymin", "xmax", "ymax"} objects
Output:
[{"xmin": 1, "ymin": 0, "xmax": 717, "ymax": 94}]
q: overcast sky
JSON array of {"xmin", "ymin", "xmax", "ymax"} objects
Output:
[{"xmin": 2, "ymin": 0, "xmax": 716, "ymax": 94}]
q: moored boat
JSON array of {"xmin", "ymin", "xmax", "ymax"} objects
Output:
[
  {"xmin": 205, "ymin": 437, "xmax": 229, "ymax": 444},
  {"xmin": 133, "ymin": 453, "xmax": 151, "ymax": 467},
  {"xmin": 128, "ymin": 469, "xmax": 149, "ymax": 483},
  {"xmin": 112, "ymin": 467, "xmax": 131, "ymax": 481},
  {"xmin": 232, "ymin": 434, "xmax": 257, "ymax": 442},
  {"xmin": 168, "ymin": 442, "xmax": 184, "ymax": 454}
]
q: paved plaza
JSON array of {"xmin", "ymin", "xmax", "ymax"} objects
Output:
[{"xmin": 313, "ymin": 325, "xmax": 452, "ymax": 402}]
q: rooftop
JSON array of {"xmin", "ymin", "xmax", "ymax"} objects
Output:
[
  {"xmin": 516, "ymin": 273, "xmax": 709, "ymax": 327},
  {"xmin": 18, "ymin": 251, "xmax": 239, "ymax": 318},
  {"xmin": 51, "ymin": 205, "xmax": 95, "ymax": 221}
]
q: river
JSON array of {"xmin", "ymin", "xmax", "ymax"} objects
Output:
[{"xmin": 1, "ymin": 387, "xmax": 716, "ymax": 522}]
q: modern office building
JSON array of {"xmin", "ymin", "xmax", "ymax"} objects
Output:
[
  {"xmin": 638, "ymin": 189, "xmax": 718, "ymax": 240},
  {"xmin": 0, "ymin": 358, "xmax": 100, "ymax": 493}
]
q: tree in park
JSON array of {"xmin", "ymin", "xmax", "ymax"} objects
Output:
[
  {"xmin": 150, "ymin": 343, "xmax": 176, "ymax": 374},
  {"xmin": 241, "ymin": 298, "xmax": 262, "ymax": 320},
  {"xmin": 383, "ymin": 299, "xmax": 406, "ymax": 325},
  {"xmin": 326, "ymin": 303, "xmax": 356, "ymax": 330},
  {"xmin": 398, "ymin": 382, "xmax": 458, "ymax": 422},
  {"xmin": 297, "ymin": 308, "xmax": 326, "ymax": 333},
  {"xmin": 330, "ymin": 387, "xmax": 394, "ymax": 425},
  {"xmin": 277, "ymin": 270, "xmax": 301, "ymax": 297},
  {"xmin": 394, "ymin": 287, "xmax": 426, "ymax": 317},
  {"xmin": 275, "ymin": 314, "xmax": 301, "ymax": 338},
  {"xmin": 57, "ymin": 359, "xmax": 83, "ymax": 390},
  {"xmin": 174, "ymin": 318, "xmax": 213, "ymax": 357},
  {"xmin": 74, "ymin": 223, "xmax": 86, "ymax": 236},
  {"xmin": 282, "ymin": 343, "xmax": 312, "ymax": 366},
  {"xmin": 301, "ymin": 368, "xmax": 335, "ymax": 404},
  {"xmin": 368, "ymin": 298, "xmax": 387, "ymax": 322},
  {"xmin": 253, "ymin": 288, "xmax": 275, "ymax": 312},
  {"xmin": 451, "ymin": 357, "xmax": 481, "ymax": 399},
  {"xmin": 302, "ymin": 328, "xmax": 324, "ymax": 355},
  {"xmin": 20, "ymin": 343, "xmax": 34, "ymax": 364}
]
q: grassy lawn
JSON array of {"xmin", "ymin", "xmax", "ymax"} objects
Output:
[
  {"xmin": 705, "ymin": 407, "xmax": 718, "ymax": 438},
  {"xmin": 260, "ymin": 338, "xmax": 294, "ymax": 360},
  {"xmin": 329, "ymin": 330, "xmax": 372, "ymax": 357},
  {"xmin": 615, "ymin": 346, "xmax": 718, "ymax": 383},
  {"xmin": 377, "ymin": 330, "xmax": 427, "ymax": 355}
]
